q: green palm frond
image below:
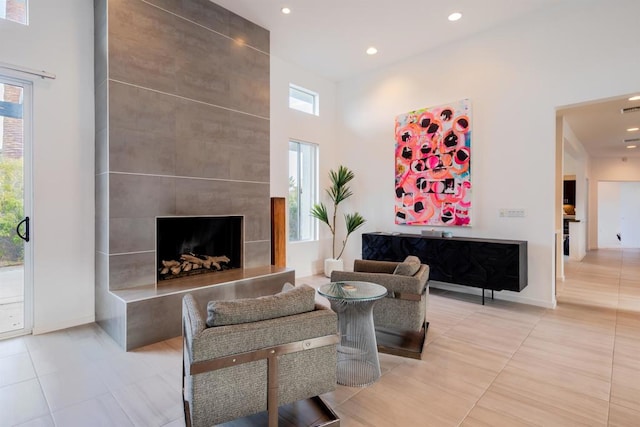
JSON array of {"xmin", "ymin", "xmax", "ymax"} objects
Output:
[
  {"xmin": 327, "ymin": 166, "xmax": 355, "ymax": 205},
  {"xmin": 345, "ymin": 212, "xmax": 366, "ymax": 234},
  {"xmin": 310, "ymin": 203, "xmax": 331, "ymax": 229},
  {"xmin": 312, "ymin": 165, "xmax": 366, "ymax": 260}
]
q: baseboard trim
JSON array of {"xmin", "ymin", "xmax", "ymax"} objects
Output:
[
  {"xmin": 430, "ymin": 282, "xmax": 556, "ymax": 309},
  {"xmin": 32, "ymin": 315, "xmax": 95, "ymax": 335}
]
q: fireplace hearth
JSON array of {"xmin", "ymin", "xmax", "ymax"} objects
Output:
[{"xmin": 156, "ymin": 216, "xmax": 243, "ymax": 283}]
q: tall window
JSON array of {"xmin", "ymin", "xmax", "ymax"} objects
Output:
[
  {"xmin": 288, "ymin": 140, "xmax": 318, "ymax": 242},
  {"xmin": 0, "ymin": 0, "xmax": 28, "ymax": 25},
  {"xmin": 289, "ymin": 84, "xmax": 319, "ymax": 116}
]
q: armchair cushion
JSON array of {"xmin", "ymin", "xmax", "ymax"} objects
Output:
[
  {"xmin": 393, "ymin": 255, "xmax": 421, "ymax": 276},
  {"xmin": 206, "ymin": 283, "xmax": 316, "ymax": 327}
]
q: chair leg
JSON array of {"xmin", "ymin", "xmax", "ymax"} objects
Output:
[{"xmin": 267, "ymin": 354, "xmax": 279, "ymax": 427}]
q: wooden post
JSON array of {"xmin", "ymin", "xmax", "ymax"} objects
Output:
[{"xmin": 271, "ymin": 197, "xmax": 286, "ymax": 267}]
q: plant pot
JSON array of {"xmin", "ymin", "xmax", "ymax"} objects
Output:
[{"xmin": 324, "ymin": 258, "xmax": 344, "ymax": 278}]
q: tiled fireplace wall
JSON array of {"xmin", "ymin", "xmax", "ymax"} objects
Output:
[{"xmin": 94, "ymin": 0, "xmax": 270, "ymax": 346}]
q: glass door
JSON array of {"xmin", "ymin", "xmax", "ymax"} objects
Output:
[{"xmin": 0, "ymin": 75, "xmax": 32, "ymax": 338}]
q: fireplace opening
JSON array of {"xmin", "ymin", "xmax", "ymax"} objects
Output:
[{"xmin": 156, "ymin": 216, "xmax": 243, "ymax": 283}]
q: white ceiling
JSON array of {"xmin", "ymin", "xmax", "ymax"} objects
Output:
[
  {"xmin": 212, "ymin": 0, "xmax": 640, "ymax": 159},
  {"xmin": 560, "ymin": 96, "xmax": 640, "ymax": 159},
  {"xmin": 213, "ymin": 0, "xmax": 566, "ymax": 81}
]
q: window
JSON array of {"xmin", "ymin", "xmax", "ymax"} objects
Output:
[
  {"xmin": 289, "ymin": 84, "xmax": 319, "ymax": 115},
  {"xmin": 0, "ymin": 0, "xmax": 28, "ymax": 25},
  {"xmin": 288, "ymin": 140, "xmax": 318, "ymax": 242}
]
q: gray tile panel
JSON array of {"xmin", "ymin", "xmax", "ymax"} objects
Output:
[
  {"xmin": 244, "ymin": 241, "xmax": 271, "ymax": 268},
  {"xmin": 228, "ymin": 44, "xmax": 270, "ymax": 118},
  {"xmin": 109, "ymin": 82, "xmax": 176, "ymax": 175},
  {"xmin": 229, "ymin": 113, "xmax": 269, "ymax": 182},
  {"xmin": 95, "ymin": 173, "xmax": 109, "ymax": 254},
  {"xmin": 174, "ymin": 19, "xmax": 231, "ymax": 109},
  {"xmin": 95, "ymin": 80, "xmax": 108, "ymax": 175},
  {"xmin": 108, "ymin": 0, "xmax": 178, "ymax": 94},
  {"xmin": 95, "ymin": 251, "xmax": 127, "ymax": 349},
  {"xmin": 109, "ymin": 173, "xmax": 176, "ymax": 219},
  {"xmin": 109, "ymin": 218, "xmax": 155, "ymax": 254},
  {"xmin": 94, "ymin": 0, "xmax": 108, "ymax": 85},
  {"xmin": 228, "ymin": 8, "xmax": 270, "ymax": 53},
  {"xmin": 229, "ymin": 180, "xmax": 270, "ymax": 242},
  {"xmin": 175, "ymin": 99, "xmax": 232, "ymax": 180},
  {"xmin": 144, "ymin": 0, "xmax": 230, "ymax": 38},
  {"xmin": 109, "ymin": 252, "xmax": 156, "ymax": 290}
]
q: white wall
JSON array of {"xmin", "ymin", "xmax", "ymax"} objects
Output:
[
  {"xmin": 335, "ymin": 0, "xmax": 640, "ymax": 308},
  {"xmin": 270, "ymin": 55, "xmax": 339, "ymax": 277},
  {"xmin": 0, "ymin": 0, "xmax": 95, "ymax": 332}
]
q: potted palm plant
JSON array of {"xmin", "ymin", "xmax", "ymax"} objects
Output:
[{"xmin": 311, "ymin": 165, "xmax": 366, "ymax": 277}]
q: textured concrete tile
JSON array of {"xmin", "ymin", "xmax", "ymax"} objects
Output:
[
  {"xmin": 109, "ymin": 82, "xmax": 176, "ymax": 175},
  {"xmin": 109, "ymin": 173, "xmax": 176, "ymax": 219},
  {"xmin": 229, "ymin": 10, "xmax": 270, "ymax": 53},
  {"xmin": 109, "ymin": 217, "xmax": 156, "ymax": 254},
  {"xmin": 229, "ymin": 112, "xmax": 270, "ymax": 182},
  {"xmin": 145, "ymin": 0, "xmax": 230, "ymax": 37},
  {"xmin": 94, "ymin": 0, "xmax": 108, "ymax": 85},
  {"xmin": 108, "ymin": 0, "xmax": 178, "ymax": 93},
  {"xmin": 175, "ymin": 20, "xmax": 230, "ymax": 109},
  {"xmin": 174, "ymin": 178, "xmax": 232, "ymax": 216},
  {"xmin": 109, "ymin": 252, "xmax": 156, "ymax": 290},
  {"xmin": 229, "ymin": 180, "xmax": 270, "ymax": 241},
  {"xmin": 95, "ymin": 173, "xmax": 109, "ymax": 254},
  {"xmin": 228, "ymin": 44, "xmax": 269, "ymax": 118},
  {"xmin": 175, "ymin": 99, "xmax": 233, "ymax": 179},
  {"xmin": 244, "ymin": 240, "xmax": 271, "ymax": 268}
]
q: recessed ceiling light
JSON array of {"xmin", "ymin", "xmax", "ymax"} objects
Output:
[
  {"xmin": 281, "ymin": 7, "xmax": 291, "ymax": 14},
  {"xmin": 627, "ymin": 144, "xmax": 637, "ymax": 149},
  {"xmin": 366, "ymin": 47, "xmax": 378, "ymax": 55},
  {"xmin": 627, "ymin": 127, "xmax": 639, "ymax": 132},
  {"xmin": 448, "ymin": 12, "xmax": 462, "ymax": 21},
  {"xmin": 629, "ymin": 95, "xmax": 640, "ymax": 101}
]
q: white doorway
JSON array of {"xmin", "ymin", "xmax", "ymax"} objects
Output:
[
  {"xmin": 0, "ymin": 74, "xmax": 33, "ymax": 338},
  {"xmin": 598, "ymin": 181, "xmax": 640, "ymax": 248}
]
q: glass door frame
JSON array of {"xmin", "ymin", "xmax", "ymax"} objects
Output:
[{"xmin": 0, "ymin": 73, "xmax": 33, "ymax": 338}]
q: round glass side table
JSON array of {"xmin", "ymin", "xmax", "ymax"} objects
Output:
[{"xmin": 318, "ymin": 281, "xmax": 387, "ymax": 387}]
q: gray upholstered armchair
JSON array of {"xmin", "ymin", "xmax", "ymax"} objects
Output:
[
  {"xmin": 182, "ymin": 284, "xmax": 340, "ymax": 427},
  {"xmin": 331, "ymin": 256, "xmax": 429, "ymax": 358}
]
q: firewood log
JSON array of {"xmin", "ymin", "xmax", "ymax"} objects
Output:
[
  {"xmin": 160, "ymin": 267, "xmax": 169, "ymax": 275},
  {"xmin": 162, "ymin": 260, "xmax": 180, "ymax": 268},
  {"xmin": 180, "ymin": 254, "xmax": 205, "ymax": 266},
  {"xmin": 170, "ymin": 265, "xmax": 181, "ymax": 275}
]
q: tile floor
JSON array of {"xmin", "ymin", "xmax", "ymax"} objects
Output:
[{"xmin": 0, "ymin": 248, "xmax": 639, "ymax": 426}]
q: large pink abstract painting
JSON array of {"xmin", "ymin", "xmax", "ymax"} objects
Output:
[{"xmin": 394, "ymin": 99, "xmax": 471, "ymax": 226}]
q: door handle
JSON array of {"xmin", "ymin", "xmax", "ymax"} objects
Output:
[{"xmin": 16, "ymin": 216, "xmax": 29, "ymax": 242}]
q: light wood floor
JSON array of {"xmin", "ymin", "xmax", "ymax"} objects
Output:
[{"xmin": 0, "ymin": 249, "xmax": 638, "ymax": 426}]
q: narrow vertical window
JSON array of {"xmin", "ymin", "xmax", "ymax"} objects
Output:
[
  {"xmin": 288, "ymin": 140, "xmax": 318, "ymax": 242},
  {"xmin": 0, "ymin": 0, "xmax": 28, "ymax": 25},
  {"xmin": 289, "ymin": 84, "xmax": 319, "ymax": 116}
]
